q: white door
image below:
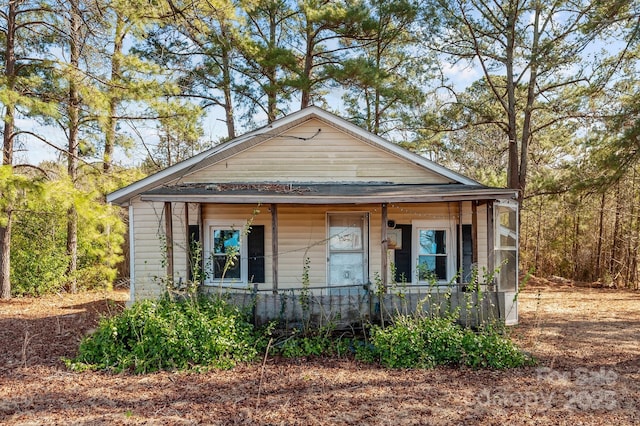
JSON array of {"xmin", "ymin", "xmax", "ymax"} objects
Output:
[{"xmin": 327, "ymin": 213, "xmax": 368, "ymax": 294}]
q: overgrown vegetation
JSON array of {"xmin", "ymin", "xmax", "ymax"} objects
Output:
[
  {"xmin": 361, "ymin": 316, "xmax": 531, "ymax": 369},
  {"xmin": 69, "ymin": 290, "xmax": 532, "ymax": 373},
  {"xmin": 67, "ymin": 295, "xmax": 264, "ymax": 373}
]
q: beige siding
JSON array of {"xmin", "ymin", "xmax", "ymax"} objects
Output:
[
  {"xmin": 186, "ymin": 119, "xmax": 452, "ymax": 184},
  {"xmin": 170, "ymin": 202, "xmax": 188, "ymax": 285},
  {"xmin": 130, "ymin": 198, "xmax": 168, "ymax": 301},
  {"xmin": 132, "ymin": 200, "xmax": 492, "ymax": 300}
]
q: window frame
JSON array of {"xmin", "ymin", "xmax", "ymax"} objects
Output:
[
  {"xmin": 203, "ymin": 220, "xmax": 249, "ymax": 286},
  {"xmin": 412, "ymin": 220, "xmax": 455, "ymax": 285}
]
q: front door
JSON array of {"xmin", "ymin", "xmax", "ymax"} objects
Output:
[{"xmin": 327, "ymin": 213, "xmax": 368, "ymax": 295}]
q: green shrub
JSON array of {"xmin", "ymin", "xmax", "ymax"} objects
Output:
[
  {"xmin": 67, "ymin": 295, "xmax": 264, "ymax": 373},
  {"xmin": 461, "ymin": 326, "xmax": 531, "ymax": 369},
  {"xmin": 67, "ymin": 295, "xmax": 531, "ymax": 373},
  {"xmin": 364, "ymin": 316, "xmax": 532, "ymax": 369}
]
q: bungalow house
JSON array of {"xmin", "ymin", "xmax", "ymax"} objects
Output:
[{"xmin": 107, "ymin": 106, "xmax": 519, "ymax": 326}]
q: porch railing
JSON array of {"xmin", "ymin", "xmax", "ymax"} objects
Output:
[{"xmin": 201, "ymin": 283, "xmax": 503, "ymax": 330}]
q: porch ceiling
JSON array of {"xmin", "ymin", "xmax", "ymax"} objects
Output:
[{"xmin": 140, "ymin": 182, "xmax": 518, "ymax": 204}]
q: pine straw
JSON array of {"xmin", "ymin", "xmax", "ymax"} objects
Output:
[{"xmin": 0, "ymin": 282, "xmax": 638, "ymax": 425}]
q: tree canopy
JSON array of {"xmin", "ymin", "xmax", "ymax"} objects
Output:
[{"xmin": 1, "ymin": 0, "xmax": 639, "ymax": 297}]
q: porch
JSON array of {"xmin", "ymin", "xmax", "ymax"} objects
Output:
[{"xmin": 200, "ymin": 282, "xmax": 512, "ymax": 330}]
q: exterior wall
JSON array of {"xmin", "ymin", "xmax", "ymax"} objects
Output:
[
  {"xmin": 186, "ymin": 119, "xmax": 453, "ymax": 185},
  {"xmin": 198, "ymin": 202, "xmax": 489, "ymax": 290},
  {"xmin": 129, "ymin": 197, "xmax": 168, "ymax": 302},
  {"xmin": 131, "ymin": 200, "xmax": 494, "ymax": 302},
  {"xmin": 477, "ymin": 203, "xmax": 489, "ymax": 275}
]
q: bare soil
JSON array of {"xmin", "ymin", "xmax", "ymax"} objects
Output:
[{"xmin": 1, "ymin": 278, "xmax": 639, "ymax": 425}]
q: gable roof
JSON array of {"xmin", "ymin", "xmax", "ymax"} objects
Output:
[{"xmin": 107, "ymin": 106, "xmax": 486, "ymax": 205}]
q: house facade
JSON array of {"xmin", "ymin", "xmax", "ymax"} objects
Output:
[{"xmin": 108, "ymin": 107, "xmax": 519, "ymax": 325}]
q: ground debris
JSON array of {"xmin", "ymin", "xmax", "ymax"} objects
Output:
[{"xmin": 0, "ymin": 284, "xmax": 638, "ymax": 425}]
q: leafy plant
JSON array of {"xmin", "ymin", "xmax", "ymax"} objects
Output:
[
  {"xmin": 362, "ymin": 315, "xmax": 532, "ymax": 370},
  {"xmin": 67, "ymin": 295, "xmax": 264, "ymax": 373}
]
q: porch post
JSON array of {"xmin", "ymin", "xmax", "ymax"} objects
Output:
[
  {"xmin": 271, "ymin": 203, "xmax": 278, "ymax": 293},
  {"xmin": 381, "ymin": 203, "xmax": 388, "ymax": 289},
  {"xmin": 198, "ymin": 203, "xmax": 204, "ymax": 285},
  {"xmin": 472, "ymin": 201, "xmax": 478, "ymax": 264},
  {"xmin": 164, "ymin": 202, "xmax": 174, "ymax": 280},
  {"xmin": 487, "ymin": 201, "xmax": 495, "ymax": 281},
  {"xmin": 184, "ymin": 202, "xmax": 189, "ymax": 280}
]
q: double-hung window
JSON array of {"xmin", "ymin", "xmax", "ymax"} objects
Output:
[
  {"xmin": 204, "ymin": 221, "xmax": 265, "ymax": 286},
  {"xmin": 212, "ymin": 229, "xmax": 242, "ymax": 280},
  {"xmin": 413, "ymin": 221, "xmax": 453, "ymax": 284}
]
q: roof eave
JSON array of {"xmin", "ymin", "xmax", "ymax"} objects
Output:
[{"xmin": 139, "ymin": 190, "xmax": 518, "ymax": 205}]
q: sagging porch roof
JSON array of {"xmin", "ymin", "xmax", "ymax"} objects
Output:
[{"xmin": 140, "ymin": 182, "xmax": 518, "ymax": 204}]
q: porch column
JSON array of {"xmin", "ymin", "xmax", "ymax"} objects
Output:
[
  {"xmin": 198, "ymin": 203, "xmax": 204, "ymax": 285},
  {"xmin": 472, "ymin": 201, "xmax": 478, "ymax": 264},
  {"xmin": 184, "ymin": 202, "xmax": 189, "ymax": 280},
  {"xmin": 164, "ymin": 202, "xmax": 174, "ymax": 280},
  {"xmin": 487, "ymin": 201, "xmax": 495, "ymax": 281},
  {"xmin": 381, "ymin": 203, "xmax": 388, "ymax": 289},
  {"xmin": 271, "ymin": 204, "xmax": 278, "ymax": 293}
]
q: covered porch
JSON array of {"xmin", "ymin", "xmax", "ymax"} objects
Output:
[{"xmin": 143, "ymin": 182, "xmax": 519, "ymax": 327}]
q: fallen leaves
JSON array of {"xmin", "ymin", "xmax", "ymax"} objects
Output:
[{"xmin": 0, "ymin": 284, "xmax": 639, "ymax": 425}]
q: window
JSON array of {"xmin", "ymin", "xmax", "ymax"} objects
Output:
[
  {"xmin": 495, "ymin": 201, "xmax": 518, "ymax": 292},
  {"xmin": 418, "ymin": 229, "xmax": 447, "ymax": 280},
  {"xmin": 212, "ymin": 229, "xmax": 241, "ymax": 280},
  {"xmin": 204, "ymin": 222, "xmax": 265, "ymax": 285},
  {"xmin": 414, "ymin": 221, "xmax": 453, "ymax": 283}
]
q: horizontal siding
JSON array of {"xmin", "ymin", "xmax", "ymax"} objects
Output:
[
  {"xmin": 131, "ymin": 198, "xmax": 167, "ymax": 301},
  {"xmin": 186, "ymin": 119, "xmax": 452, "ymax": 184},
  {"xmin": 132, "ymin": 200, "xmax": 492, "ymax": 299}
]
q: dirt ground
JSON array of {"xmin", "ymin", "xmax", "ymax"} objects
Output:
[{"xmin": 1, "ymin": 278, "xmax": 639, "ymax": 425}]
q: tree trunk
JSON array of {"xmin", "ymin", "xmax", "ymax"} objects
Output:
[
  {"xmin": 0, "ymin": 0, "xmax": 18, "ymax": 299},
  {"xmin": 300, "ymin": 21, "xmax": 314, "ymax": 109},
  {"xmin": 534, "ymin": 197, "xmax": 543, "ymax": 273},
  {"xmin": 0, "ymin": 211, "xmax": 12, "ymax": 300},
  {"xmin": 104, "ymin": 12, "xmax": 124, "ymax": 174},
  {"xmin": 595, "ymin": 191, "xmax": 606, "ymax": 280},
  {"xmin": 505, "ymin": 3, "xmax": 519, "ymax": 194},
  {"xmin": 66, "ymin": 0, "xmax": 81, "ymax": 293},
  {"xmin": 518, "ymin": 5, "xmax": 541, "ymax": 200},
  {"xmin": 266, "ymin": 9, "xmax": 277, "ymax": 123},
  {"xmin": 572, "ymin": 200, "xmax": 580, "ymax": 280},
  {"xmin": 610, "ymin": 183, "xmax": 622, "ymax": 284}
]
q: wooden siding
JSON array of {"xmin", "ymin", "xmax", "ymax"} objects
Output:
[
  {"xmin": 185, "ymin": 119, "xmax": 453, "ymax": 184},
  {"xmin": 476, "ymin": 204, "xmax": 489, "ymax": 274},
  {"xmin": 198, "ymin": 202, "xmax": 489, "ymax": 290}
]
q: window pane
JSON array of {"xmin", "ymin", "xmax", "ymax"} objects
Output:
[
  {"xmin": 212, "ymin": 229, "xmax": 241, "ymax": 280},
  {"xmin": 419, "ymin": 230, "xmax": 446, "ymax": 255},
  {"xmin": 329, "ymin": 215, "xmax": 363, "ymax": 250},
  {"xmin": 496, "ymin": 250, "xmax": 517, "ymax": 291},
  {"xmin": 418, "ymin": 255, "xmax": 447, "ymax": 280},
  {"xmin": 214, "ymin": 230, "xmax": 240, "ymax": 254},
  {"xmin": 497, "ymin": 206, "xmax": 517, "ymax": 248},
  {"xmin": 214, "ymin": 255, "xmax": 241, "ymax": 279}
]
